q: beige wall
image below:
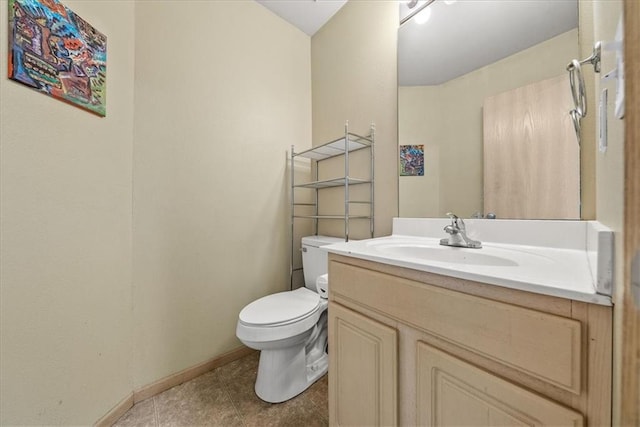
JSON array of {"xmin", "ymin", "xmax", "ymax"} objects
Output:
[
  {"xmin": 583, "ymin": 0, "xmax": 625, "ymax": 423},
  {"xmin": 399, "ymin": 29, "xmax": 579, "ymax": 218},
  {"xmin": 311, "ymin": 1, "xmax": 398, "ymax": 238},
  {"xmin": 132, "ymin": 1, "xmax": 311, "ymax": 389},
  {"xmin": 579, "ymin": 1, "xmax": 598, "ymax": 220},
  {"xmin": 0, "ymin": 1, "xmax": 135, "ymax": 424},
  {"xmin": 398, "ymin": 85, "xmax": 443, "ymax": 217},
  {"xmin": 1, "ymin": 0, "xmax": 311, "ymax": 423}
]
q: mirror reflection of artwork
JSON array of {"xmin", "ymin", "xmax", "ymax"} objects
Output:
[
  {"xmin": 400, "ymin": 145, "xmax": 424, "ymax": 176},
  {"xmin": 8, "ymin": 0, "xmax": 107, "ymax": 116}
]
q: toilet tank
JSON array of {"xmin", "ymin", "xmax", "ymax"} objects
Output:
[{"xmin": 301, "ymin": 235, "xmax": 344, "ymax": 290}]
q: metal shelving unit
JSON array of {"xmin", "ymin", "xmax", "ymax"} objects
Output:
[{"xmin": 289, "ymin": 122, "xmax": 375, "ymax": 288}]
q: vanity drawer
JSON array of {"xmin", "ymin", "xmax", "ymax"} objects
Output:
[{"xmin": 329, "ymin": 260, "xmax": 582, "ymax": 395}]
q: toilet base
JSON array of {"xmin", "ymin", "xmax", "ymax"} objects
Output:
[
  {"xmin": 254, "ymin": 312, "xmax": 329, "ymax": 403},
  {"xmin": 255, "ymin": 347, "xmax": 328, "ymax": 403}
]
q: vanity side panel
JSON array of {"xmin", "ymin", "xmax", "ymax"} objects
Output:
[
  {"xmin": 569, "ymin": 301, "xmax": 613, "ymax": 426},
  {"xmin": 570, "ymin": 301, "xmax": 591, "ymax": 417},
  {"xmin": 330, "ymin": 260, "xmax": 582, "ymax": 395},
  {"xmin": 586, "ymin": 303, "xmax": 613, "ymax": 426}
]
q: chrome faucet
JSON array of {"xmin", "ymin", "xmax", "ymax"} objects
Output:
[{"xmin": 440, "ymin": 213, "xmax": 482, "ymax": 249}]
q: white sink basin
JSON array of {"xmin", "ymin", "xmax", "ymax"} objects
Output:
[
  {"xmin": 366, "ymin": 242, "xmax": 519, "ymax": 267},
  {"xmin": 324, "ymin": 220, "xmax": 614, "ymax": 306}
]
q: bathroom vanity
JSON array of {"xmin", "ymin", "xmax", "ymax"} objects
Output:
[{"xmin": 325, "ymin": 219, "xmax": 613, "ymax": 426}]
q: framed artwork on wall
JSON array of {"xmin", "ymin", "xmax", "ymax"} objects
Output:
[
  {"xmin": 399, "ymin": 144, "xmax": 425, "ymax": 176},
  {"xmin": 8, "ymin": 0, "xmax": 107, "ymax": 116}
]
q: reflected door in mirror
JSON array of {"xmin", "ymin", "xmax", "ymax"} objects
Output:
[{"xmin": 483, "ymin": 74, "xmax": 580, "ymax": 219}]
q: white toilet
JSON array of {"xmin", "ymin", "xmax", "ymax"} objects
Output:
[{"xmin": 235, "ymin": 235, "xmax": 342, "ymax": 403}]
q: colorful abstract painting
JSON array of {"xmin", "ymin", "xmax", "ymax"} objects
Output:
[
  {"xmin": 399, "ymin": 145, "xmax": 425, "ymax": 176},
  {"xmin": 8, "ymin": 0, "xmax": 107, "ymax": 116}
]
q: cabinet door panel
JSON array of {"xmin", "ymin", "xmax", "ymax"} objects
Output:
[
  {"xmin": 417, "ymin": 341, "xmax": 584, "ymax": 426},
  {"xmin": 329, "ymin": 302, "xmax": 398, "ymax": 426}
]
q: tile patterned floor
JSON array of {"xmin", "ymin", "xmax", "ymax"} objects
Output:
[{"xmin": 113, "ymin": 352, "xmax": 328, "ymax": 427}]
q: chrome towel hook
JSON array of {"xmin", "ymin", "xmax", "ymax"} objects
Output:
[
  {"xmin": 568, "ymin": 59, "xmax": 587, "ymax": 117},
  {"xmin": 566, "ymin": 42, "xmax": 601, "ymax": 145},
  {"xmin": 567, "ymin": 41, "xmax": 602, "ymax": 74},
  {"xmin": 570, "ymin": 108, "xmax": 582, "ymax": 146}
]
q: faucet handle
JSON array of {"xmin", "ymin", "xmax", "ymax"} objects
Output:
[{"xmin": 445, "ymin": 212, "xmax": 465, "ymax": 231}]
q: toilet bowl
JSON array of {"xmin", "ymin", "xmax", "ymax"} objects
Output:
[{"xmin": 235, "ymin": 235, "xmax": 342, "ymax": 403}]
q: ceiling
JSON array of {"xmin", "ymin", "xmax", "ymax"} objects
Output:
[
  {"xmin": 398, "ymin": 0, "xmax": 578, "ymax": 86},
  {"xmin": 255, "ymin": 0, "xmax": 578, "ymax": 86},
  {"xmin": 255, "ymin": 0, "xmax": 348, "ymax": 36}
]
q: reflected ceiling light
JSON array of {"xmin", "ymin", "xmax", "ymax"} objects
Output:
[
  {"xmin": 414, "ymin": 7, "xmax": 432, "ymax": 24},
  {"xmin": 443, "ymin": 0, "xmax": 457, "ymax": 4},
  {"xmin": 400, "ymin": 0, "xmax": 436, "ymax": 26}
]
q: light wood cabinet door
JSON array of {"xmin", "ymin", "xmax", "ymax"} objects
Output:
[
  {"xmin": 416, "ymin": 341, "xmax": 584, "ymax": 426},
  {"xmin": 329, "ymin": 302, "xmax": 398, "ymax": 426}
]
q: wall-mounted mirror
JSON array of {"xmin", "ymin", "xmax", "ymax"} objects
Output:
[{"xmin": 398, "ymin": 0, "xmax": 582, "ymax": 219}]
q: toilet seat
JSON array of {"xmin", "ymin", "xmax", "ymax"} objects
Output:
[
  {"xmin": 239, "ymin": 287, "xmax": 320, "ymax": 327},
  {"xmin": 236, "ymin": 288, "xmax": 327, "ymax": 344}
]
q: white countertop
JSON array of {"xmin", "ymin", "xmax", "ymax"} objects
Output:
[{"xmin": 323, "ymin": 219, "xmax": 613, "ymax": 306}]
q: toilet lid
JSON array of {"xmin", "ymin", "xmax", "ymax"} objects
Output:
[{"xmin": 239, "ymin": 288, "xmax": 320, "ymax": 327}]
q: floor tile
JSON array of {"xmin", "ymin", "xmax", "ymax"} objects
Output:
[
  {"xmin": 241, "ymin": 400, "xmax": 328, "ymax": 427},
  {"xmin": 222, "ymin": 361, "xmax": 328, "ymax": 427},
  {"xmin": 112, "ymin": 352, "xmax": 328, "ymax": 427},
  {"xmin": 305, "ymin": 374, "xmax": 329, "ymax": 415},
  {"xmin": 216, "ymin": 351, "xmax": 260, "ymax": 386},
  {"xmin": 112, "ymin": 397, "xmax": 156, "ymax": 427},
  {"xmin": 154, "ymin": 370, "xmax": 243, "ymax": 427}
]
